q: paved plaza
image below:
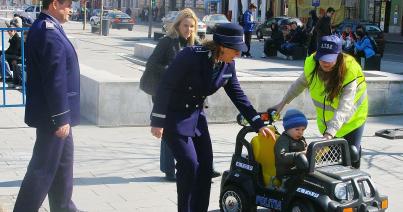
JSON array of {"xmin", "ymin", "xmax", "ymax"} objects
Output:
[{"xmin": 1, "ymin": 106, "xmax": 403, "ymax": 211}]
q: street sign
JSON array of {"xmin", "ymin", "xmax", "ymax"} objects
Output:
[{"xmin": 312, "ymin": 0, "xmax": 320, "ymax": 7}]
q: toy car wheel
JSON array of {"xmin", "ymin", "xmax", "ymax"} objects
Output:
[
  {"xmin": 220, "ymin": 185, "xmax": 255, "ymax": 212},
  {"xmin": 290, "ymin": 200, "xmax": 314, "ymax": 212}
]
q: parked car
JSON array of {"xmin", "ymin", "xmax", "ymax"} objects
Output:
[
  {"xmin": 336, "ymin": 19, "xmax": 385, "ymax": 55},
  {"xmin": 255, "ymin": 16, "xmax": 303, "ymax": 39},
  {"xmin": 202, "ymin": 14, "xmax": 230, "ymax": 34},
  {"xmin": 161, "ymin": 10, "xmax": 179, "ymax": 25},
  {"xmin": 90, "ymin": 10, "xmax": 135, "ymax": 31},
  {"xmin": 21, "ymin": 5, "xmax": 41, "ymax": 20},
  {"xmin": 162, "ymin": 12, "xmax": 207, "ymax": 39},
  {"xmin": 90, "ymin": 10, "xmax": 112, "ymax": 25},
  {"xmin": 107, "ymin": 11, "xmax": 135, "ymax": 31}
]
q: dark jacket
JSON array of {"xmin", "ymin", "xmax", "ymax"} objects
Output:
[
  {"xmin": 270, "ymin": 26, "xmax": 284, "ymax": 48},
  {"xmin": 151, "ymin": 46, "xmax": 264, "ymax": 137},
  {"xmin": 315, "ymin": 16, "xmax": 332, "ymax": 39},
  {"xmin": 141, "ymin": 35, "xmax": 197, "ymax": 96},
  {"xmin": 25, "ymin": 13, "xmax": 80, "ymax": 129},
  {"xmin": 288, "ymin": 27, "xmax": 305, "ymax": 45},
  {"xmin": 275, "ymin": 132, "xmax": 307, "ymax": 177},
  {"xmin": 5, "ymin": 33, "xmax": 21, "ymax": 58}
]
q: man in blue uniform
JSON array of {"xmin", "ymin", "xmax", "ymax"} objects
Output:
[
  {"xmin": 13, "ymin": 0, "xmax": 81, "ymax": 211},
  {"xmin": 150, "ymin": 23, "xmax": 275, "ymax": 212}
]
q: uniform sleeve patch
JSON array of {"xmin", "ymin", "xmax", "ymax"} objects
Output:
[{"xmin": 45, "ymin": 21, "xmax": 55, "ymax": 29}]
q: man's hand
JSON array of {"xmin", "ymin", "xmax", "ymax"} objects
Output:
[
  {"xmin": 55, "ymin": 124, "xmax": 70, "ymax": 139},
  {"xmin": 151, "ymin": 127, "xmax": 164, "ymax": 139},
  {"xmin": 259, "ymin": 126, "xmax": 276, "ymax": 141}
]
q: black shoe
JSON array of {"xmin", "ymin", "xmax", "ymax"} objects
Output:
[
  {"xmin": 165, "ymin": 173, "xmax": 176, "ymax": 182},
  {"xmin": 212, "ymin": 169, "xmax": 221, "ymax": 178}
]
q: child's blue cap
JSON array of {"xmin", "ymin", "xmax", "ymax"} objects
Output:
[{"xmin": 283, "ymin": 109, "xmax": 308, "ymax": 130}]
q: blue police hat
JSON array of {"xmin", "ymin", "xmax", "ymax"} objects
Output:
[
  {"xmin": 315, "ymin": 35, "xmax": 342, "ymax": 62},
  {"xmin": 213, "ymin": 23, "xmax": 247, "ymax": 52}
]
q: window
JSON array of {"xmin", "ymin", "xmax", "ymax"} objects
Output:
[
  {"xmin": 25, "ymin": 6, "xmax": 33, "ymax": 12},
  {"xmin": 366, "ymin": 25, "xmax": 381, "ymax": 32}
]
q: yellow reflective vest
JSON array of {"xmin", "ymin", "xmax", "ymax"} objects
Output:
[{"xmin": 304, "ymin": 54, "xmax": 368, "ymax": 137}]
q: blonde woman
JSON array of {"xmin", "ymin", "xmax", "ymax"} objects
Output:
[{"xmin": 141, "ymin": 8, "xmax": 220, "ymax": 181}]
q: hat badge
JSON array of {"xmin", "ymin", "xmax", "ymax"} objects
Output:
[{"xmin": 321, "ymin": 43, "xmax": 333, "ymax": 50}]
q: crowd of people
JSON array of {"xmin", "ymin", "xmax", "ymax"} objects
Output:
[{"xmin": 262, "ymin": 7, "xmax": 378, "ymax": 65}]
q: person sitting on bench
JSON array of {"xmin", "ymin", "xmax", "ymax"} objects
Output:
[
  {"xmin": 0, "ymin": 18, "xmax": 22, "ymax": 87},
  {"xmin": 279, "ymin": 22, "xmax": 305, "ymax": 57},
  {"xmin": 262, "ymin": 23, "xmax": 284, "ymax": 57}
]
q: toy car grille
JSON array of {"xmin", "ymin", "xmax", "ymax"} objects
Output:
[{"xmin": 314, "ymin": 144, "xmax": 342, "ymax": 167}]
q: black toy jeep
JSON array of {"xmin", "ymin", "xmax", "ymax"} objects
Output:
[{"xmin": 219, "ymin": 112, "xmax": 388, "ymax": 211}]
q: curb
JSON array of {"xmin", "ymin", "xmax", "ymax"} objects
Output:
[
  {"xmin": 120, "ymin": 54, "xmax": 147, "ymax": 67},
  {"xmin": 385, "ymin": 40, "xmax": 403, "ymax": 44}
]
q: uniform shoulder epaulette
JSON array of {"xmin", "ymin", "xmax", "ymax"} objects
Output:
[
  {"xmin": 192, "ymin": 45, "xmax": 209, "ymax": 53},
  {"xmin": 44, "ymin": 20, "xmax": 55, "ymax": 30}
]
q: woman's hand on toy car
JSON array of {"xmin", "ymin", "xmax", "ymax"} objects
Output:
[
  {"xmin": 151, "ymin": 127, "xmax": 164, "ymax": 138},
  {"xmin": 322, "ymin": 132, "xmax": 333, "ymax": 140},
  {"xmin": 259, "ymin": 126, "xmax": 276, "ymax": 141},
  {"xmin": 270, "ymin": 101, "xmax": 286, "ymax": 114}
]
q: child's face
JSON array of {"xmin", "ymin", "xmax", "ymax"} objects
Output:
[{"xmin": 287, "ymin": 126, "xmax": 306, "ymax": 140}]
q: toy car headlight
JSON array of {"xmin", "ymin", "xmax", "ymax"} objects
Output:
[
  {"xmin": 334, "ymin": 183, "xmax": 347, "ymax": 200},
  {"xmin": 334, "ymin": 182, "xmax": 354, "ymax": 201}
]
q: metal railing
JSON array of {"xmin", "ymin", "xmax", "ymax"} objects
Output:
[{"xmin": 1, "ymin": 27, "xmax": 29, "ymax": 107}]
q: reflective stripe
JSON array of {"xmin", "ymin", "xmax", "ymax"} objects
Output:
[
  {"xmin": 51, "ymin": 110, "xmax": 70, "ymax": 117},
  {"xmin": 323, "ymin": 91, "xmax": 367, "ymax": 126},
  {"xmin": 312, "ymin": 88, "xmax": 367, "ymax": 113},
  {"xmin": 251, "ymin": 115, "xmax": 260, "ymax": 122},
  {"xmin": 152, "ymin": 113, "xmax": 166, "ymax": 118},
  {"xmin": 312, "ymin": 99, "xmax": 335, "ymax": 111}
]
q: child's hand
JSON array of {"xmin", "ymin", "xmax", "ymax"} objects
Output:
[{"xmin": 259, "ymin": 126, "xmax": 276, "ymax": 141}]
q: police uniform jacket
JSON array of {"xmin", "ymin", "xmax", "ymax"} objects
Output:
[
  {"xmin": 25, "ymin": 13, "xmax": 80, "ymax": 129},
  {"xmin": 151, "ymin": 46, "xmax": 264, "ymax": 137}
]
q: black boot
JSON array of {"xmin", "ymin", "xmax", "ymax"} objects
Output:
[{"xmin": 212, "ymin": 169, "xmax": 221, "ymax": 178}]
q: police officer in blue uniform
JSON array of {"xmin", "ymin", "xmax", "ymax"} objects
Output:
[
  {"xmin": 150, "ymin": 23, "xmax": 276, "ymax": 212},
  {"xmin": 14, "ymin": 0, "xmax": 81, "ymax": 211}
]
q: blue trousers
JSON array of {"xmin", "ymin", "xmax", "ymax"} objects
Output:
[
  {"xmin": 163, "ymin": 118, "xmax": 213, "ymax": 212},
  {"xmin": 341, "ymin": 124, "xmax": 365, "ymax": 168},
  {"xmin": 14, "ymin": 128, "xmax": 77, "ymax": 212},
  {"xmin": 160, "ymin": 139, "xmax": 175, "ymax": 175}
]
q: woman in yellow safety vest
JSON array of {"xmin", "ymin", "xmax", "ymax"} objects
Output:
[{"xmin": 271, "ymin": 35, "xmax": 368, "ymax": 168}]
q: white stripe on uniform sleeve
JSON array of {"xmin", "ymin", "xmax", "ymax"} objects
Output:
[{"xmin": 152, "ymin": 113, "xmax": 166, "ymax": 119}]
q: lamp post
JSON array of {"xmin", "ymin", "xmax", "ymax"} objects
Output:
[
  {"xmin": 148, "ymin": 0, "xmax": 152, "ymax": 38},
  {"xmin": 83, "ymin": 0, "xmax": 87, "ymax": 30},
  {"xmin": 100, "ymin": 0, "xmax": 103, "ymax": 35}
]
